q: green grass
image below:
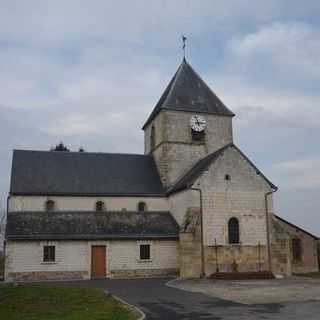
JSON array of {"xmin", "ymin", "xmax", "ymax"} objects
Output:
[{"xmin": 0, "ymin": 284, "xmax": 136, "ymax": 320}]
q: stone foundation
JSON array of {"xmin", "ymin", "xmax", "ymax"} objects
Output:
[
  {"xmin": 109, "ymin": 268, "xmax": 179, "ymax": 279},
  {"xmin": 7, "ymin": 271, "xmax": 88, "ymax": 282},
  {"xmin": 271, "ymin": 238, "xmax": 291, "ymax": 275},
  {"xmin": 179, "ymin": 208, "xmax": 270, "ymax": 278},
  {"xmin": 205, "ymin": 245, "xmax": 268, "ymax": 275},
  {"xmin": 179, "ymin": 208, "xmax": 202, "ymax": 278},
  {"xmin": 179, "ymin": 233, "xmax": 202, "ymax": 278}
]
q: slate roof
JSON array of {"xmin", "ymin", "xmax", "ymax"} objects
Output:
[
  {"xmin": 274, "ymin": 214, "xmax": 318, "ymax": 240},
  {"xmin": 6, "ymin": 211, "xmax": 179, "ymax": 240},
  {"xmin": 10, "ymin": 150, "xmax": 165, "ymax": 196},
  {"xmin": 142, "ymin": 58, "xmax": 234, "ymax": 129},
  {"xmin": 168, "ymin": 143, "xmax": 277, "ymax": 195}
]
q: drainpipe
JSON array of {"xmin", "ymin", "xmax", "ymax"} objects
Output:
[
  {"xmin": 6, "ymin": 195, "xmax": 10, "ymax": 218},
  {"xmin": 265, "ymin": 188, "xmax": 277, "ymax": 273},
  {"xmin": 189, "ymin": 186, "xmax": 205, "ymax": 278},
  {"xmin": 3, "ymin": 195, "xmax": 10, "ymax": 280}
]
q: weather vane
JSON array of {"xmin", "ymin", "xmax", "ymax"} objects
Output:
[{"xmin": 182, "ymin": 35, "xmax": 187, "ymax": 58}]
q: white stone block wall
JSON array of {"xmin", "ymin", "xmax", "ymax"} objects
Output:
[
  {"xmin": 144, "ymin": 111, "xmax": 166, "ymax": 154},
  {"xmin": 169, "ymin": 189, "xmax": 199, "ymax": 226},
  {"xmin": 5, "ymin": 239, "xmax": 178, "ymax": 281},
  {"xmin": 107, "ymin": 240, "xmax": 178, "ymax": 272},
  {"xmin": 9, "ymin": 196, "xmax": 169, "ymax": 212},
  {"xmin": 194, "ymin": 146, "xmax": 273, "ymax": 247},
  {"xmin": 203, "ymin": 192, "xmax": 268, "ymax": 246},
  {"xmin": 145, "ymin": 110, "xmax": 233, "ymax": 187},
  {"xmin": 164, "ymin": 111, "xmax": 233, "ymax": 153}
]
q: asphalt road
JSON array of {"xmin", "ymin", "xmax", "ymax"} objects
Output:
[{"xmin": 58, "ymin": 278, "xmax": 320, "ymax": 320}]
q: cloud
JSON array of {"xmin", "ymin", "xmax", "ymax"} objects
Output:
[
  {"xmin": 271, "ymin": 158, "xmax": 320, "ymax": 190},
  {"xmin": 226, "ymin": 22, "xmax": 320, "ymax": 90},
  {"xmin": 1, "ymin": 1, "xmax": 318, "ymax": 49}
]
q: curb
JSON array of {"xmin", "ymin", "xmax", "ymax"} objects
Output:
[
  {"xmin": 165, "ymin": 277, "xmax": 182, "ymax": 288},
  {"xmin": 106, "ymin": 290, "xmax": 145, "ymax": 320}
]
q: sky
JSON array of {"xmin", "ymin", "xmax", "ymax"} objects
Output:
[{"xmin": 0, "ymin": 1, "xmax": 319, "ymax": 233}]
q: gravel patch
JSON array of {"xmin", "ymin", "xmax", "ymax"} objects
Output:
[{"xmin": 168, "ymin": 277, "xmax": 320, "ymax": 304}]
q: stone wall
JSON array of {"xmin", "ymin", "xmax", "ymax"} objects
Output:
[
  {"xmin": 5, "ymin": 239, "xmax": 179, "ymax": 282},
  {"xmin": 169, "ymin": 189, "xmax": 199, "ymax": 226},
  {"xmin": 271, "ymin": 216, "xmax": 319, "ymax": 275},
  {"xmin": 179, "ymin": 208, "xmax": 202, "ymax": 278},
  {"xmin": 205, "ymin": 245, "xmax": 268, "ymax": 275},
  {"xmin": 177, "ymin": 145, "xmax": 276, "ymax": 278},
  {"xmin": 197, "ymin": 146, "xmax": 272, "ymax": 247},
  {"xmin": 145, "ymin": 110, "xmax": 233, "ymax": 187},
  {"xmin": 110, "ymin": 268, "xmax": 178, "ymax": 278},
  {"xmin": 178, "ymin": 208, "xmax": 270, "ymax": 278},
  {"xmin": 9, "ymin": 195, "xmax": 169, "ymax": 212},
  {"xmin": 7, "ymin": 271, "xmax": 88, "ymax": 282}
]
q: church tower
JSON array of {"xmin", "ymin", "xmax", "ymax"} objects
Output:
[{"xmin": 143, "ymin": 58, "xmax": 235, "ymax": 187}]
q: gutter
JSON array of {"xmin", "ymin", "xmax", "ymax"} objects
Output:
[
  {"xmin": 3, "ymin": 195, "xmax": 10, "ymax": 281},
  {"xmin": 265, "ymin": 187, "xmax": 278, "ymax": 273}
]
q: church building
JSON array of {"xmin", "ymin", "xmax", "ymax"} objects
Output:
[{"xmin": 5, "ymin": 57, "xmax": 319, "ymax": 281}]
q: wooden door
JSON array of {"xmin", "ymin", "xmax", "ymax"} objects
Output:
[{"xmin": 91, "ymin": 246, "xmax": 106, "ymax": 278}]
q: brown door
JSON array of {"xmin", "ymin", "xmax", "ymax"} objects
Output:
[{"xmin": 91, "ymin": 246, "xmax": 106, "ymax": 278}]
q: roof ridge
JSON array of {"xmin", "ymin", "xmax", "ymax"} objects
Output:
[
  {"xmin": 141, "ymin": 61, "xmax": 183, "ymax": 130},
  {"xmin": 274, "ymin": 214, "xmax": 318, "ymax": 239},
  {"xmin": 13, "ymin": 149, "xmax": 149, "ymax": 157},
  {"xmin": 161, "ymin": 59, "xmax": 187, "ymax": 110},
  {"xmin": 168, "ymin": 143, "xmax": 232, "ymax": 194},
  {"xmin": 167, "ymin": 142, "xmax": 276, "ymax": 195},
  {"xmin": 184, "ymin": 61, "xmax": 234, "ymax": 116},
  {"xmin": 11, "ymin": 148, "xmax": 165, "ymax": 196}
]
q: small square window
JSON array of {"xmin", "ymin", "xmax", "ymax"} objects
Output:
[
  {"xmin": 225, "ymin": 174, "xmax": 231, "ymax": 181},
  {"xmin": 139, "ymin": 244, "xmax": 151, "ymax": 260},
  {"xmin": 43, "ymin": 246, "xmax": 55, "ymax": 262},
  {"xmin": 138, "ymin": 202, "xmax": 147, "ymax": 212}
]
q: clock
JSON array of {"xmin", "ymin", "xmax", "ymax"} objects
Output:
[{"xmin": 190, "ymin": 114, "xmax": 206, "ymax": 132}]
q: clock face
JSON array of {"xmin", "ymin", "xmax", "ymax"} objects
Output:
[{"xmin": 190, "ymin": 114, "xmax": 206, "ymax": 132}]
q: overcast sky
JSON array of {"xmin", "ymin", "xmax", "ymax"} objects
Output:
[{"xmin": 1, "ymin": 1, "xmax": 319, "ymax": 233}]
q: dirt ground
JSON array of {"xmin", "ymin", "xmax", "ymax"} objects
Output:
[{"xmin": 168, "ymin": 276, "xmax": 320, "ymax": 304}]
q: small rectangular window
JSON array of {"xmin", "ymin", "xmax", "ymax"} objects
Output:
[
  {"xmin": 43, "ymin": 246, "xmax": 55, "ymax": 262},
  {"xmin": 292, "ymin": 238, "xmax": 302, "ymax": 262},
  {"xmin": 139, "ymin": 244, "xmax": 151, "ymax": 260}
]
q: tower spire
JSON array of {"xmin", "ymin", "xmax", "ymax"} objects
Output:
[{"xmin": 182, "ymin": 35, "xmax": 187, "ymax": 60}]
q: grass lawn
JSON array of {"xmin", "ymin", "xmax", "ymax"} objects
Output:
[{"xmin": 0, "ymin": 284, "xmax": 136, "ymax": 320}]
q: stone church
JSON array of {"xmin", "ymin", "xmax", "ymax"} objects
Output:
[{"xmin": 5, "ymin": 58, "xmax": 319, "ymax": 281}]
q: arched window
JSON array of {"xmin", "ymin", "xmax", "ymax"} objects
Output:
[
  {"xmin": 95, "ymin": 201, "xmax": 105, "ymax": 212},
  {"xmin": 138, "ymin": 201, "xmax": 147, "ymax": 212},
  {"xmin": 45, "ymin": 200, "xmax": 55, "ymax": 212},
  {"xmin": 150, "ymin": 126, "xmax": 156, "ymax": 150},
  {"xmin": 228, "ymin": 217, "xmax": 240, "ymax": 244}
]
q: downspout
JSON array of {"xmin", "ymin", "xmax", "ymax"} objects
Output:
[
  {"xmin": 265, "ymin": 188, "xmax": 277, "ymax": 273},
  {"xmin": 3, "ymin": 195, "xmax": 10, "ymax": 280},
  {"xmin": 189, "ymin": 186, "xmax": 205, "ymax": 278}
]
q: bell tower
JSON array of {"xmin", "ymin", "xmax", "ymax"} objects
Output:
[{"xmin": 143, "ymin": 58, "xmax": 235, "ymax": 187}]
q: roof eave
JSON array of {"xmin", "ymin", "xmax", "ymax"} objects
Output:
[
  {"xmin": 9, "ymin": 192, "xmax": 166, "ymax": 198},
  {"xmin": 6, "ymin": 234, "xmax": 179, "ymax": 241},
  {"xmin": 273, "ymin": 214, "xmax": 319, "ymax": 240}
]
